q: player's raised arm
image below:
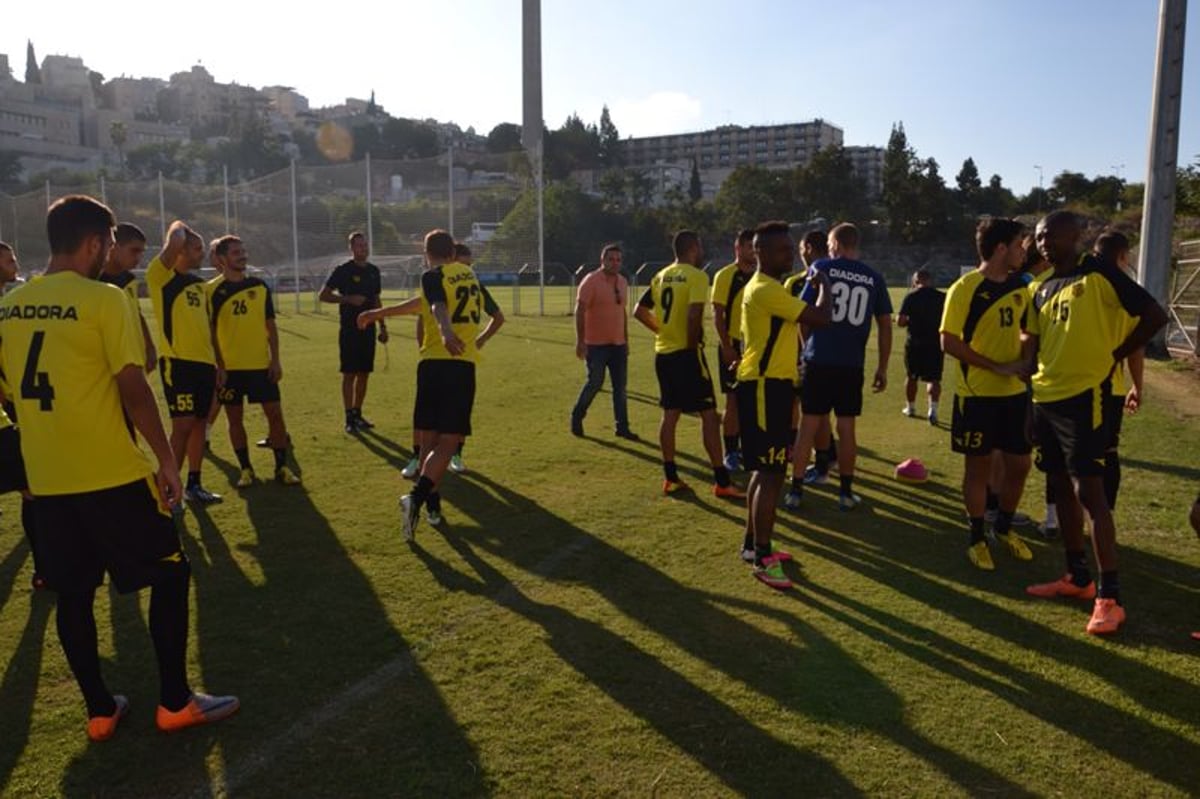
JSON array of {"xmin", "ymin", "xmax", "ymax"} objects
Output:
[{"xmin": 157, "ymin": 220, "xmax": 189, "ymax": 270}]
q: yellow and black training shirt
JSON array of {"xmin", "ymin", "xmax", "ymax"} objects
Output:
[
  {"xmin": 99, "ymin": 270, "xmax": 147, "ymax": 361},
  {"xmin": 1027, "ymin": 254, "xmax": 1155, "ymax": 404},
  {"xmin": 210, "ymin": 277, "xmax": 275, "ymax": 370},
  {"xmin": 710, "ymin": 263, "xmax": 754, "ymax": 343},
  {"xmin": 145, "ymin": 255, "xmax": 214, "ymax": 364},
  {"xmin": 418, "ymin": 261, "xmax": 500, "ymax": 363},
  {"xmin": 0, "ymin": 271, "xmax": 153, "ymax": 495},
  {"xmin": 783, "ymin": 269, "xmax": 809, "ymax": 298},
  {"xmin": 638, "ymin": 262, "xmax": 709, "ymax": 354},
  {"xmin": 940, "ymin": 270, "xmax": 1028, "ymax": 398},
  {"xmin": 737, "ymin": 271, "xmax": 808, "ymax": 382}
]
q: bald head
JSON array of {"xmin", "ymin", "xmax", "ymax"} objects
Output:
[{"xmin": 1035, "ymin": 211, "xmax": 1081, "ymax": 268}]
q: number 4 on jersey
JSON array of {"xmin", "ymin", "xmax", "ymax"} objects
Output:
[{"xmin": 21, "ymin": 330, "xmax": 56, "ymax": 411}]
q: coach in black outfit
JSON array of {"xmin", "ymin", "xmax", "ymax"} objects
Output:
[{"xmin": 897, "ymin": 268, "xmax": 946, "ymax": 424}]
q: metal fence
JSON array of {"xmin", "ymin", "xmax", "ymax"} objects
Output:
[
  {"xmin": 0, "ymin": 147, "xmax": 553, "ymax": 313},
  {"xmin": 1168, "ymin": 239, "xmax": 1200, "ymax": 355}
]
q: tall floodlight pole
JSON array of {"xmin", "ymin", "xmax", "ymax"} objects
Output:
[
  {"xmin": 1138, "ymin": 0, "xmax": 1187, "ymax": 356},
  {"xmin": 522, "ymin": 0, "xmax": 545, "ymax": 315}
]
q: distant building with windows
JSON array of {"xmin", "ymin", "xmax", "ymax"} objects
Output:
[
  {"xmin": 845, "ymin": 145, "xmax": 885, "ymax": 200},
  {"xmin": 621, "ymin": 119, "xmax": 843, "ymax": 171}
]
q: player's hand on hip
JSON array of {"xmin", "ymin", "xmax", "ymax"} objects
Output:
[
  {"xmin": 872, "ymin": 367, "xmax": 887, "ymax": 393},
  {"xmin": 443, "ymin": 333, "xmax": 466, "ymax": 356}
]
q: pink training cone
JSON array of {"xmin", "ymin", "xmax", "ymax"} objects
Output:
[{"xmin": 894, "ymin": 458, "xmax": 929, "ymax": 483}]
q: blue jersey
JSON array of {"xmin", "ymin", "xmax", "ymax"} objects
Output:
[{"xmin": 800, "ymin": 257, "xmax": 892, "ymax": 367}]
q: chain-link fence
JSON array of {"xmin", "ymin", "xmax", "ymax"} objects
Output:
[
  {"xmin": 1168, "ymin": 239, "xmax": 1200, "ymax": 355},
  {"xmin": 0, "ymin": 147, "xmax": 552, "ymax": 314}
]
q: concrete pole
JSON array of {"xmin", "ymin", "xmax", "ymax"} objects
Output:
[
  {"xmin": 448, "ymin": 145, "xmax": 454, "ymax": 238},
  {"xmin": 223, "ymin": 164, "xmax": 230, "ymax": 232},
  {"xmin": 1137, "ymin": 0, "xmax": 1187, "ymax": 355},
  {"xmin": 291, "ymin": 159, "xmax": 300, "ymax": 313},
  {"xmin": 157, "ymin": 172, "xmax": 165, "ymax": 243},
  {"xmin": 365, "ymin": 152, "xmax": 373, "ymax": 256}
]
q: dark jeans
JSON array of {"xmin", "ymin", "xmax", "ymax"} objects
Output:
[{"xmin": 571, "ymin": 344, "xmax": 630, "ymax": 433}]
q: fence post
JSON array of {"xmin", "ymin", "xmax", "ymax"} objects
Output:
[
  {"xmin": 365, "ymin": 152, "xmax": 373, "ymax": 256},
  {"xmin": 536, "ymin": 142, "xmax": 545, "ymax": 316},
  {"xmin": 448, "ymin": 145, "xmax": 454, "ymax": 238},
  {"xmin": 291, "ymin": 159, "xmax": 300, "ymax": 313},
  {"xmin": 45, "ymin": 180, "xmax": 51, "ymax": 209},
  {"xmin": 157, "ymin": 172, "xmax": 165, "ymax": 242},
  {"xmin": 223, "ymin": 164, "xmax": 230, "ymax": 232},
  {"xmin": 99, "ymin": 174, "xmax": 106, "ymax": 205}
]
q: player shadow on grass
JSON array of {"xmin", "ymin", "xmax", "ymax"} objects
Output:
[
  {"xmin": 352, "ymin": 429, "xmax": 412, "ymax": 472},
  {"xmin": 407, "ymin": 470, "xmax": 1038, "ymax": 796},
  {"xmin": 0, "ymin": 538, "xmax": 52, "ymax": 795},
  {"xmin": 794, "ymin": 525, "xmax": 1200, "ymax": 792},
  {"xmin": 57, "ymin": 460, "xmax": 488, "ymax": 798},
  {"xmin": 1120, "ymin": 455, "xmax": 1200, "ymax": 482}
]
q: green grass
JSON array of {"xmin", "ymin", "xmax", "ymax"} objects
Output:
[{"xmin": 1, "ymin": 287, "xmax": 1199, "ymax": 797}]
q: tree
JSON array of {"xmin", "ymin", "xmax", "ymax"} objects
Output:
[
  {"xmin": 914, "ymin": 158, "xmax": 951, "ymax": 242},
  {"xmin": 714, "ymin": 165, "xmax": 793, "ymax": 232},
  {"xmin": 955, "ymin": 157, "xmax": 982, "ymax": 215},
  {"xmin": 1087, "ymin": 175, "xmax": 1125, "ymax": 212},
  {"xmin": 1049, "ymin": 171, "xmax": 1093, "ymax": 206},
  {"xmin": 25, "ymin": 41, "xmax": 40, "ymax": 84},
  {"xmin": 110, "ymin": 120, "xmax": 128, "ymax": 178},
  {"xmin": 794, "ymin": 146, "xmax": 870, "ymax": 224},
  {"xmin": 598, "ymin": 105, "xmax": 622, "ymax": 168},
  {"xmin": 545, "ymin": 113, "xmax": 601, "ymax": 178},
  {"xmin": 598, "ymin": 169, "xmax": 628, "ymax": 211},
  {"xmin": 486, "ymin": 122, "xmax": 523, "ymax": 153},
  {"xmin": 881, "ymin": 122, "xmax": 923, "ymax": 242},
  {"xmin": 977, "ymin": 174, "xmax": 1017, "ymax": 217},
  {"xmin": 626, "ymin": 170, "xmax": 655, "ymax": 210},
  {"xmin": 688, "ymin": 158, "xmax": 703, "ymax": 203},
  {"xmin": 379, "ymin": 117, "xmax": 439, "ymax": 159}
]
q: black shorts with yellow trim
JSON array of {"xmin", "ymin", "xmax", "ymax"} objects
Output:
[
  {"xmin": 413, "ymin": 359, "xmax": 476, "ymax": 436},
  {"xmin": 219, "ymin": 369, "xmax": 281, "ymax": 405},
  {"xmin": 717, "ymin": 339, "xmax": 743, "ymax": 394},
  {"xmin": 0, "ymin": 425, "xmax": 29, "ymax": 494},
  {"xmin": 905, "ymin": 341, "xmax": 944, "ymax": 383},
  {"xmin": 735, "ymin": 378, "xmax": 794, "ymax": 473},
  {"xmin": 1033, "ymin": 383, "xmax": 1110, "ymax": 478},
  {"xmin": 950, "ymin": 392, "xmax": 1031, "ymax": 456},
  {"xmin": 799, "ymin": 362, "xmax": 864, "ymax": 417},
  {"xmin": 655, "ymin": 349, "xmax": 717, "ymax": 413},
  {"xmin": 35, "ymin": 477, "xmax": 186, "ymax": 594},
  {"xmin": 160, "ymin": 358, "xmax": 216, "ymax": 418},
  {"xmin": 1104, "ymin": 393, "xmax": 1124, "ymax": 451}
]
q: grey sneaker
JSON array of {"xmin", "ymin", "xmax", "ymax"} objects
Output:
[
  {"xmin": 400, "ymin": 494, "xmax": 419, "ymax": 542},
  {"xmin": 449, "ymin": 454, "xmax": 465, "ymax": 474},
  {"xmin": 426, "ymin": 508, "xmax": 444, "ymax": 526},
  {"xmin": 401, "ymin": 457, "xmax": 420, "ymax": 479}
]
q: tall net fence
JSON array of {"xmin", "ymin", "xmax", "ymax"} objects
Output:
[{"xmin": 0, "ymin": 148, "xmax": 553, "ymax": 313}]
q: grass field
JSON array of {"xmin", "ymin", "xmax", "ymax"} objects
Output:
[{"xmin": 1, "ymin": 286, "xmax": 1199, "ymax": 797}]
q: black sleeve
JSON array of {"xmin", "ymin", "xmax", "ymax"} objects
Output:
[
  {"xmin": 480, "ymin": 285, "xmax": 500, "ymax": 316},
  {"xmin": 422, "ymin": 269, "xmax": 448, "ymax": 304},
  {"xmin": 264, "ymin": 285, "xmax": 276, "ymax": 320},
  {"xmin": 324, "ymin": 263, "xmax": 346, "ymax": 292},
  {"xmin": 898, "ymin": 292, "xmax": 913, "ymax": 316},
  {"xmin": 209, "ymin": 285, "xmax": 228, "ymax": 318},
  {"xmin": 637, "ymin": 287, "xmax": 654, "ymax": 308},
  {"xmin": 1103, "ymin": 262, "xmax": 1154, "ymax": 317}
]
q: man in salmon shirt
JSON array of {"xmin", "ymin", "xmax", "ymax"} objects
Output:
[{"xmin": 571, "ymin": 243, "xmax": 638, "ymax": 440}]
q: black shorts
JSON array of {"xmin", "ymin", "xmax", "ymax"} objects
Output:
[
  {"xmin": 800, "ymin": 363, "xmax": 864, "ymax": 417},
  {"xmin": 160, "ymin": 358, "xmax": 216, "ymax": 419},
  {"xmin": 1105, "ymin": 394, "xmax": 1124, "ymax": 451},
  {"xmin": 340, "ymin": 325, "xmax": 376, "ymax": 374},
  {"xmin": 1034, "ymin": 384, "xmax": 1109, "ymax": 478},
  {"xmin": 655, "ymin": 350, "xmax": 717, "ymax": 413},
  {"xmin": 0, "ymin": 425, "xmax": 29, "ymax": 494},
  {"xmin": 413, "ymin": 359, "xmax": 476, "ymax": 436},
  {"xmin": 219, "ymin": 369, "xmax": 281, "ymax": 405},
  {"xmin": 736, "ymin": 379, "xmax": 794, "ymax": 473},
  {"xmin": 951, "ymin": 393, "xmax": 1031, "ymax": 456},
  {"xmin": 905, "ymin": 342, "xmax": 944, "ymax": 383},
  {"xmin": 35, "ymin": 477, "xmax": 186, "ymax": 594},
  {"xmin": 717, "ymin": 340, "xmax": 743, "ymax": 394}
]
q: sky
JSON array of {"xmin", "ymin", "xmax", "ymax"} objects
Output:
[{"xmin": 3, "ymin": 0, "xmax": 1198, "ymax": 194}]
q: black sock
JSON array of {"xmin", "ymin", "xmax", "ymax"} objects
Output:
[
  {"xmin": 1066, "ymin": 550, "xmax": 1091, "ymax": 587},
  {"xmin": 1045, "ymin": 478, "xmax": 1057, "ymax": 504},
  {"xmin": 234, "ymin": 447, "xmax": 252, "ymax": 469},
  {"xmin": 1104, "ymin": 451, "xmax": 1120, "ymax": 510},
  {"xmin": 742, "ymin": 532, "xmax": 754, "ymax": 551},
  {"xmin": 411, "ymin": 444, "xmax": 421, "ymax": 460},
  {"xmin": 149, "ymin": 566, "xmax": 193, "ymax": 711},
  {"xmin": 754, "ymin": 544, "xmax": 772, "ymax": 566},
  {"xmin": 790, "ymin": 478, "xmax": 804, "ymax": 495},
  {"xmin": 815, "ymin": 448, "xmax": 831, "ymax": 475},
  {"xmin": 21, "ymin": 499, "xmax": 40, "ymax": 573},
  {"xmin": 663, "ymin": 461, "xmax": 680, "ymax": 483},
  {"xmin": 986, "ymin": 489, "xmax": 999, "ymax": 512},
  {"xmin": 456, "ymin": 441, "xmax": 464, "ymax": 456},
  {"xmin": 969, "ymin": 517, "xmax": 986, "ymax": 545},
  {"xmin": 345, "ymin": 408, "xmax": 356, "ymax": 423},
  {"xmin": 427, "ymin": 491, "xmax": 441, "ymax": 514},
  {"xmin": 723, "ymin": 435, "xmax": 738, "ymax": 455},
  {"xmin": 186, "ymin": 471, "xmax": 200, "ymax": 489},
  {"xmin": 713, "ymin": 466, "xmax": 731, "ymax": 488},
  {"xmin": 1098, "ymin": 570, "xmax": 1120, "ymax": 602},
  {"xmin": 995, "ymin": 510, "xmax": 1014, "ymax": 536},
  {"xmin": 411, "ymin": 475, "xmax": 435, "ymax": 510},
  {"xmin": 55, "ymin": 589, "xmax": 116, "ymax": 718},
  {"xmin": 839, "ymin": 475, "xmax": 853, "ymax": 497},
  {"xmin": 273, "ymin": 448, "xmax": 287, "ymax": 471}
]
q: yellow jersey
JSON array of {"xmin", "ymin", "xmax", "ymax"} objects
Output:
[
  {"xmin": 940, "ymin": 269, "xmax": 1028, "ymax": 398},
  {"xmin": 0, "ymin": 271, "xmax": 153, "ymax": 494},
  {"xmin": 145, "ymin": 256, "xmax": 214, "ymax": 364},
  {"xmin": 210, "ymin": 276, "xmax": 275, "ymax": 370},
  {"xmin": 737, "ymin": 272, "xmax": 809, "ymax": 382},
  {"xmin": 418, "ymin": 262, "xmax": 500, "ymax": 363},
  {"xmin": 98, "ymin": 270, "xmax": 146, "ymax": 362},
  {"xmin": 1028, "ymin": 255, "xmax": 1155, "ymax": 404},
  {"xmin": 638, "ymin": 262, "xmax": 709, "ymax": 354},
  {"xmin": 710, "ymin": 263, "xmax": 754, "ymax": 343}
]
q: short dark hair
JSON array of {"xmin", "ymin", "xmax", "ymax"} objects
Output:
[
  {"xmin": 114, "ymin": 223, "xmax": 146, "ymax": 245},
  {"xmin": 47, "ymin": 195, "xmax": 115, "ymax": 256},
  {"xmin": 1093, "ymin": 230, "xmax": 1130, "ymax": 262},
  {"xmin": 802, "ymin": 230, "xmax": 828, "ymax": 255},
  {"xmin": 829, "ymin": 223, "xmax": 859, "ymax": 250},
  {"xmin": 214, "ymin": 235, "xmax": 243, "ymax": 258},
  {"xmin": 976, "ymin": 218, "xmax": 1025, "ymax": 260},
  {"xmin": 752, "ymin": 220, "xmax": 791, "ymax": 247},
  {"xmin": 454, "ymin": 242, "xmax": 472, "ymax": 259},
  {"xmin": 914, "ymin": 268, "xmax": 932, "ymax": 284},
  {"xmin": 424, "ymin": 229, "xmax": 455, "ymax": 259},
  {"xmin": 672, "ymin": 230, "xmax": 699, "ymax": 260},
  {"xmin": 735, "ymin": 228, "xmax": 755, "ymax": 245},
  {"xmin": 600, "ymin": 243, "xmax": 622, "ymax": 260},
  {"xmin": 348, "ymin": 231, "xmax": 366, "ymax": 245}
]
